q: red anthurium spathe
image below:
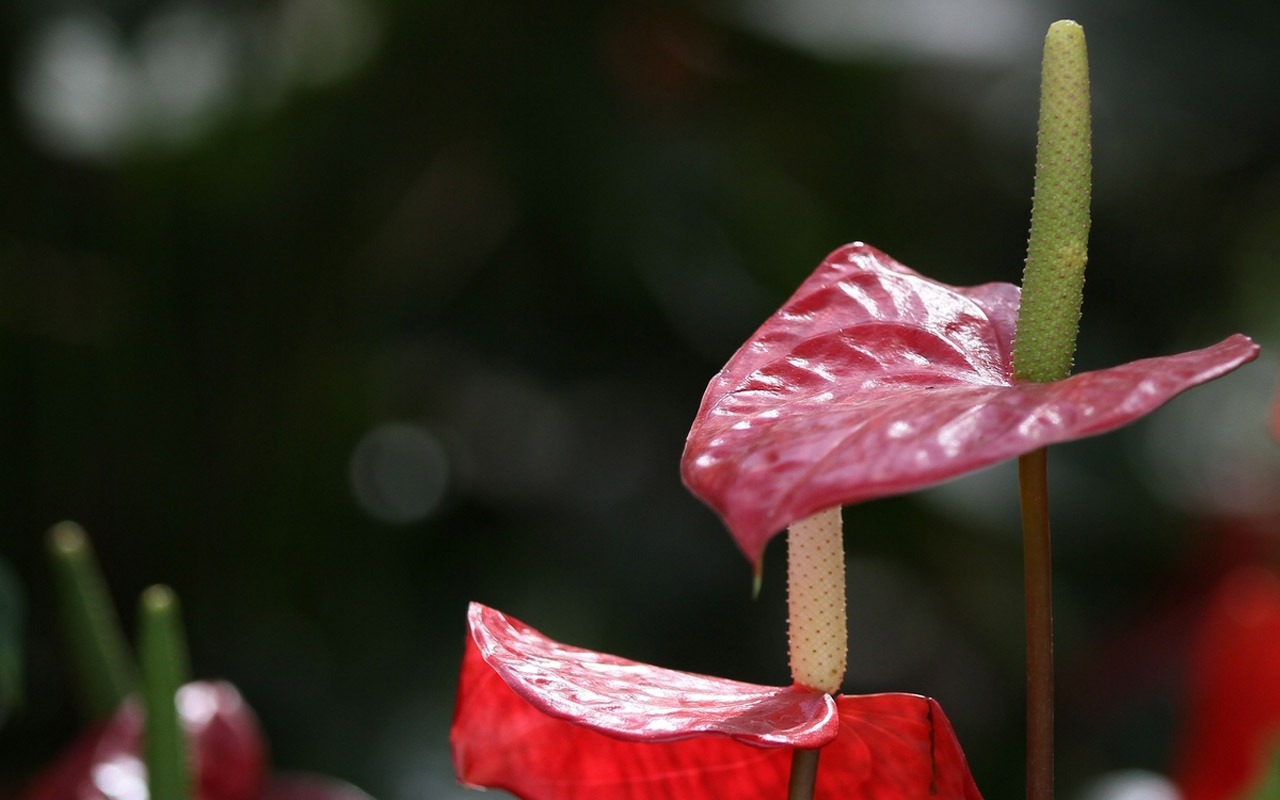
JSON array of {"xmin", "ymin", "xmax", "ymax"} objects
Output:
[
  {"xmin": 451, "ymin": 603, "xmax": 981, "ymax": 800},
  {"xmin": 683, "ymin": 242, "xmax": 1260, "ymax": 563},
  {"xmin": 1172, "ymin": 565, "xmax": 1280, "ymax": 800},
  {"xmin": 23, "ymin": 681, "xmax": 372, "ymax": 800}
]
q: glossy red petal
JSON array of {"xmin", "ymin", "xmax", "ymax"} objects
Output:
[
  {"xmin": 1172, "ymin": 566, "xmax": 1280, "ymax": 800},
  {"xmin": 21, "ymin": 681, "xmax": 267, "ymax": 800},
  {"xmin": 819, "ymin": 694, "xmax": 983, "ymax": 800},
  {"xmin": 451, "ymin": 603, "xmax": 982, "ymax": 800},
  {"xmin": 457, "ymin": 603, "xmax": 839, "ymax": 748},
  {"xmin": 682, "ymin": 242, "xmax": 1260, "ymax": 562}
]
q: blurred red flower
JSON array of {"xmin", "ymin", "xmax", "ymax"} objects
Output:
[
  {"xmin": 1173, "ymin": 566, "xmax": 1280, "ymax": 800},
  {"xmin": 22, "ymin": 681, "xmax": 371, "ymax": 800}
]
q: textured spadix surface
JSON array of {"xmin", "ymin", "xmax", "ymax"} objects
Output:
[
  {"xmin": 451, "ymin": 603, "xmax": 981, "ymax": 800},
  {"xmin": 683, "ymin": 242, "xmax": 1259, "ymax": 563}
]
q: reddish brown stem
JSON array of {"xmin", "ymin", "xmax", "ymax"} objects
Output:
[
  {"xmin": 1019, "ymin": 448, "xmax": 1054, "ymax": 800},
  {"xmin": 789, "ymin": 748, "xmax": 820, "ymax": 800}
]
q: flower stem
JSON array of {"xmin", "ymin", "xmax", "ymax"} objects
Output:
[
  {"xmin": 46, "ymin": 521, "xmax": 138, "ymax": 719},
  {"xmin": 1019, "ymin": 448, "xmax": 1054, "ymax": 800},
  {"xmin": 139, "ymin": 585, "xmax": 192, "ymax": 800},
  {"xmin": 1011, "ymin": 21, "xmax": 1090, "ymax": 800},
  {"xmin": 789, "ymin": 749, "xmax": 820, "ymax": 800}
]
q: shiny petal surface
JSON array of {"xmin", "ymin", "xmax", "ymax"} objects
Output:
[
  {"xmin": 451, "ymin": 603, "xmax": 982, "ymax": 800},
  {"xmin": 22, "ymin": 681, "xmax": 267, "ymax": 800},
  {"xmin": 824, "ymin": 694, "xmax": 982, "ymax": 800},
  {"xmin": 458, "ymin": 602, "xmax": 839, "ymax": 747},
  {"xmin": 682, "ymin": 242, "xmax": 1260, "ymax": 562},
  {"xmin": 1172, "ymin": 566, "xmax": 1280, "ymax": 800}
]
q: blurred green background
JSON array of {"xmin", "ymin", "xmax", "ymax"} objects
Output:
[{"xmin": 2, "ymin": 1, "xmax": 1279, "ymax": 798}]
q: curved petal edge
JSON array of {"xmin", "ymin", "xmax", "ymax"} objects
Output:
[
  {"xmin": 450, "ymin": 603, "xmax": 984, "ymax": 800},
  {"xmin": 682, "ymin": 242, "xmax": 1260, "ymax": 563}
]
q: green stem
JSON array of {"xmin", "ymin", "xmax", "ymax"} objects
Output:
[
  {"xmin": 139, "ymin": 585, "xmax": 192, "ymax": 800},
  {"xmin": 1019, "ymin": 449, "xmax": 1054, "ymax": 800},
  {"xmin": 789, "ymin": 749, "xmax": 820, "ymax": 800},
  {"xmin": 1013, "ymin": 20, "xmax": 1092, "ymax": 384},
  {"xmin": 46, "ymin": 521, "xmax": 137, "ymax": 718}
]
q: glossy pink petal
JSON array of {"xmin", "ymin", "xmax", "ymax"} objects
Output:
[
  {"xmin": 22, "ymin": 681, "xmax": 267, "ymax": 800},
  {"xmin": 683, "ymin": 242, "xmax": 1260, "ymax": 563},
  {"xmin": 451, "ymin": 603, "xmax": 981, "ymax": 800}
]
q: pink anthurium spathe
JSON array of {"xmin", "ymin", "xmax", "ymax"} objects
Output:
[
  {"xmin": 451, "ymin": 603, "xmax": 981, "ymax": 800},
  {"xmin": 22, "ymin": 681, "xmax": 372, "ymax": 800},
  {"xmin": 682, "ymin": 242, "xmax": 1260, "ymax": 563}
]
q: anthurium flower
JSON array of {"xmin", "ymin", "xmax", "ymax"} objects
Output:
[
  {"xmin": 682, "ymin": 242, "xmax": 1260, "ymax": 563},
  {"xmin": 1172, "ymin": 565, "xmax": 1280, "ymax": 800},
  {"xmin": 451, "ymin": 602, "xmax": 981, "ymax": 800},
  {"xmin": 22, "ymin": 680, "xmax": 372, "ymax": 800}
]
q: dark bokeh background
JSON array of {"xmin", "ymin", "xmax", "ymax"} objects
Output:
[{"xmin": 2, "ymin": 1, "xmax": 1280, "ymax": 798}]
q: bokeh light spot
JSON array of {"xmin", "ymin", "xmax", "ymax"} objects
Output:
[
  {"xmin": 17, "ymin": 13, "xmax": 137, "ymax": 158},
  {"xmin": 349, "ymin": 423, "xmax": 449, "ymax": 524},
  {"xmin": 1077, "ymin": 770, "xmax": 1179, "ymax": 800}
]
